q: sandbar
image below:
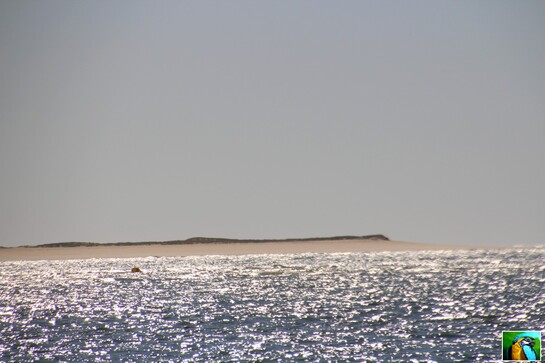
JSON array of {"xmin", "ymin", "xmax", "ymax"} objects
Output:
[{"xmin": 0, "ymin": 239, "xmax": 464, "ymax": 261}]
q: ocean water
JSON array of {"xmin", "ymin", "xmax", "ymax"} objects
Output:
[{"xmin": 1, "ymin": 248, "xmax": 544, "ymax": 362}]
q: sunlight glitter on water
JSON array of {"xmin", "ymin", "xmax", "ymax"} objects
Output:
[{"xmin": 1, "ymin": 248, "xmax": 544, "ymax": 362}]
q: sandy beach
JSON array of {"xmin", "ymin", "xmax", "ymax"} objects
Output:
[{"xmin": 0, "ymin": 239, "xmax": 465, "ymax": 261}]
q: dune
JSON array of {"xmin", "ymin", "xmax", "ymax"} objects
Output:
[{"xmin": 0, "ymin": 236, "xmax": 465, "ymax": 261}]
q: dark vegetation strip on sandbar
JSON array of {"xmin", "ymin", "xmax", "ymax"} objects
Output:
[{"xmin": 27, "ymin": 235, "xmax": 389, "ymax": 248}]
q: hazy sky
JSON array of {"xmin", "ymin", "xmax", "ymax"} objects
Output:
[{"xmin": 1, "ymin": 1, "xmax": 544, "ymax": 247}]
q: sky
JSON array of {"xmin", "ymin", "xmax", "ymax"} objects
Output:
[{"xmin": 0, "ymin": 1, "xmax": 544, "ymax": 247}]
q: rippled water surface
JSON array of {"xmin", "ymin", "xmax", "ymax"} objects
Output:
[{"xmin": 1, "ymin": 248, "xmax": 545, "ymax": 362}]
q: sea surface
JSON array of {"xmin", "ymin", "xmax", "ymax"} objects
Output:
[{"xmin": 1, "ymin": 247, "xmax": 544, "ymax": 362}]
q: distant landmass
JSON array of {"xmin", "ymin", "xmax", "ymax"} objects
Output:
[{"xmin": 30, "ymin": 235, "xmax": 389, "ymax": 248}]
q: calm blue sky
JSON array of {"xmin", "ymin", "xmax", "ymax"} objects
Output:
[{"xmin": 1, "ymin": 1, "xmax": 544, "ymax": 246}]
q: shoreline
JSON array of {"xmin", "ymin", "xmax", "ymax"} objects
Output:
[{"xmin": 0, "ymin": 239, "xmax": 468, "ymax": 261}]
